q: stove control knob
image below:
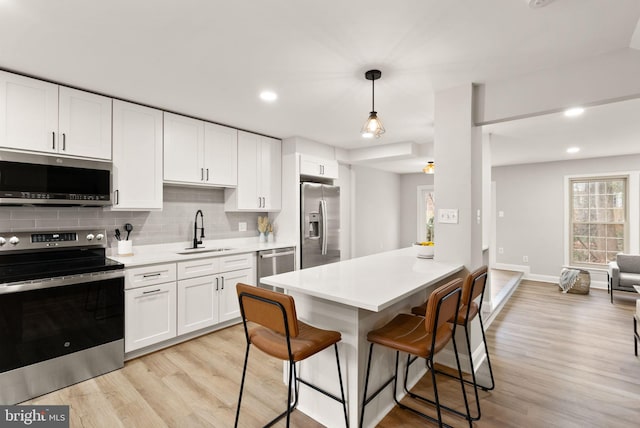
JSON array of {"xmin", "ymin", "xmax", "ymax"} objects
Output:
[
  {"xmin": 96, "ymin": 233, "xmax": 104, "ymax": 241},
  {"xmin": 0, "ymin": 237, "xmax": 5, "ymax": 246},
  {"xmin": 9, "ymin": 236, "xmax": 19, "ymax": 246},
  {"xmin": 86, "ymin": 234, "xmax": 95, "ymax": 241}
]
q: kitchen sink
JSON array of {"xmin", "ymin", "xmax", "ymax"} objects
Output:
[{"xmin": 176, "ymin": 247, "xmax": 234, "ymax": 255}]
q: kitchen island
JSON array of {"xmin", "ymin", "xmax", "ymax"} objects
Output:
[{"xmin": 260, "ymin": 246, "xmax": 463, "ymax": 428}]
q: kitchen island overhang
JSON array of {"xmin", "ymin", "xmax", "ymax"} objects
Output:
[{"xmin": 260, "ymin": 247, "xmax": 465, "ymax": 428}]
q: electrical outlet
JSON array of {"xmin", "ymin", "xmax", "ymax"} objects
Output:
[
  {"xmin": 498, "ymin": 247, "xmax": 504, "ymax": 254},
  {"xmin": 498, "ymin": 211, "xmax": 504, "ymax": 218},
  {"xmin": 523, "ymin": 255, "xmax": 529, "ymax": 263},
  {"xmin": 238, "ymin": 222, "xmax": 247, "ymax": 232}
]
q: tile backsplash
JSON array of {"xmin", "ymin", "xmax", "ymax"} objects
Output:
[{"xmin": 0, "ymin": 186, "xmax": 264, "ymax": 251}]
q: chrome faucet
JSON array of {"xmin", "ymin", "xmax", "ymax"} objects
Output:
[{"xmin": 193, "ymin": 210, "xmax": 205, "ymax": 249}]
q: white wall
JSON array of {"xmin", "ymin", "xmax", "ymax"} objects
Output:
[
  {"xmin": 493, "ymin": 153, "xmax": 640, "ymax": 284},
  {"xmin": 352, "ymin": 165, "xmax": 401, "ymax": 257},
  {"xmin": 399, "ymin": 173, "xmax": 435, "ymax": 246}
]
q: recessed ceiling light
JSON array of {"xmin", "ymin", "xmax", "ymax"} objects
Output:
[
  {"xmin": 564, "ymin": 107, "xmax": 584, "ymax": 117},
  {"xmin": 259, "ymin": 91, "xmax": 277, "ymax": 102},
  {"xmin": 566, "ymin": 147, "xmax": 580, "ymax": 154}
]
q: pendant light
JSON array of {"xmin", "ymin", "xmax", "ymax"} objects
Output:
[
  {"xmin": 423, "ymin": 161, "xmax": 435, "ymax": 174},
  {"xmin": 361, "ymin": 69, "xmax": 385, "ymax": 138}
]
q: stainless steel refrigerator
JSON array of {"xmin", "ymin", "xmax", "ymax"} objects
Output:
[{"xmin": 301, "ymin": 182, "xmax": 340, "ymax": 268}]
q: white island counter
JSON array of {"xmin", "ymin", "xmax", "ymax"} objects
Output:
[{"xmin": 261, "ymin": 247, "xmax": 463, "ymax": 428}]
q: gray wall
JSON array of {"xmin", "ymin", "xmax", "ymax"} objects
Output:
[
  {"xmin": 399, "ymin": 173, "xmax": 434, "ymax": 247},
  {"xmin": 352, "ymin": 165, "xmax": 401, "ymax": 257},
  {"xmin": 0, "ymin": 186, "xmax": 262, "ymax": 251},
  {"xmin": 493, "ymin": 153, "xmax": 640, "ymax": 279}
]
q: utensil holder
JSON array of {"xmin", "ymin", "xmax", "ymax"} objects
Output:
[{"xmin": 118, "ymin": 240, "xmax": 133, "ymax": 256}]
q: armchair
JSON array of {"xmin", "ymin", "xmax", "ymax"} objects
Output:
[{"xmin": 607, "ymin": 254, "xmax": 640, "ymax": 303}]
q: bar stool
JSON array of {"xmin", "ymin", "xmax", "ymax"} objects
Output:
[
  {"xmin": 411, "ymin": 265, "xmax": 494, "ymax": 420},
  {"xmin": 235, "ymin": 283, "xmax": 348, "ymax": 428},
  {"xmin": 360, "ymin": 279, "xmax": 471, "ymax": 428}
]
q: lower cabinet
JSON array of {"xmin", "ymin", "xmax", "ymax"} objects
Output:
[
  {"xmin": 124, "ymin": 253, "xmax": 256, "ymax": 354},
  {"xmin": 125, "ymin": 281, "xmax": 177, "ymax": 353},
  {"xmin": 177, "ymin": 267, "xmax": 253, "ymax": 335}
]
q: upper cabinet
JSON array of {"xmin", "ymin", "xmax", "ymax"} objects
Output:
[
  {"xmin": 163, "ymin": 112, "xmax": 237, "ymax": 187},
  {"xmin": 300, "ymin": 154, "xmax": 339, "ymax": 179},
  {"xmin": 225, "ymin": 131, "xmax": 281, "ymax": 211},
  {"xmin": 111, "ymin": 100, "xmax": 163, "ymax": 211},
  {"xmin": 0, "ymin": 71, "xmax": 112, "ymax": 160}
]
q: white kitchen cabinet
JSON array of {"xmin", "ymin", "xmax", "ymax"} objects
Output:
[
  {"xmin": 177, "ymin": 275, "xmax": 219, "ymax": 335},
  {"xmin": 0, "ymin": 71, "xmax": 111, "ymax": 160},
  {"xmin": 300, "ymin": 154, "xmax": 339, "ymax": 180},
  {"xmin": 225, "ymin": 131, "xmax": 281, "ymax": 211},
  {"xmin": 164, "ymin": 112, "xmax": 238, "ymax": 187},
  {"xmin": 219, "ymin": 268, "xmax": 253, "ymax": 322},
  {"xmin": 125, "ymin": 281, "xmax": 177, "ymax": 353},
  {"xmin": 176, "ymin": 252, "xmax": 255, "ymax": 334},
  {"xmin": 111, "ymin": 100, "xmax": 163, "ymax": 210}
]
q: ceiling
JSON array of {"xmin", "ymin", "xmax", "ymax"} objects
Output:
[{"xmin": 0, "ymin": 0, "xmax": 639, "ymax": 173}]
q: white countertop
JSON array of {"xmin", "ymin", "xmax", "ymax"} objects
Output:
[
  {"xmin": 107, "ymin": 237, "xmax": 296, "ymax": 267},
  {"xmin": 260, "ymin": 247, "xmax": 464, "ymax": 312}
]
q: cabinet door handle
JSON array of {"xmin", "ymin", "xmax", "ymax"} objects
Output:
[
  {"xmin": 114, "ymin": 189, "xmax": 119, "ymax": 205},
  {"xmin": 143, "ymin": 273, "xmax": 162, "ymax": 278},
  {"xmin": 201, "ymin": 168, "xmax": 204, "ymax": 181},
  {"xmin": 215, "ymin": 277, "xmax": 219, "ymax": 291},
  {"xmin": 142, "ymin": 288, "xmax": 161, "ymax": 295},
  {"xmin": 62, "ymin": 133, "xmax": 66, "ymax": 151},
  {"xmin": 221, "ymin": 277, "xmax": 224, "ymax": 290},
  {"xmin": 52, "ymin": 132, "xmax": 56, "ymax": 150},
  {"xmin": 206, "ymin": 168, "xmax": 209, "ymax": 181}
]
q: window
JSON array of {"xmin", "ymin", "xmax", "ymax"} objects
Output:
[
  {"xmin": 417, "ymin": 186, "xmax": 435, "ymax": 242},
  {"xmin": 570, "ymin": 176, "xmax": 627, "ymax": 265}
]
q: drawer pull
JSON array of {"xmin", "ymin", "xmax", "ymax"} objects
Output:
[
  {"xmin": 142, "ymin": 288, "xmax": 161, "ymax": 295},
  {"xmin": 143, "ymin": 273, "xmax": 162, "ymax": 278}
]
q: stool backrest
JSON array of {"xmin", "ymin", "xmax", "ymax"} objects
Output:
[
  {"xmin": 236, "ymin": 283, "xmax": 299, "ymax": 337},
  {"xmin": 424, "ymin": 278, "xmax": 463, "ymax": 334},
  {"xmin": 461, "ymin": 265, "xmax": 489, "ymax": 306}
]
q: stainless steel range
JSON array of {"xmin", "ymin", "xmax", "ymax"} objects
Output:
[{"xmin": 0, "ymin": 229, "xmax": 124, "ymax": 404}]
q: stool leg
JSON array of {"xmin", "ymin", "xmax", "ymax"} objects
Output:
[
  {"xmin": 462, "ymin": 323, "xmax": 482, "ymax": 420},
  {"xmin": 234, "ymin": 343, "xmax": 251, "ymax": 428},
  {"xmin": 478, "ymin": 314, "xmax": 496, "ymax": 391},
  {"xmin": 451, "ymin": 328, "xmax": 472, "ymax": 427}
]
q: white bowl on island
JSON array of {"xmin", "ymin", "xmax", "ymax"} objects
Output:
[{"xmin": 413, "ymin": 242, "xmax": 434, "ymax": 258}]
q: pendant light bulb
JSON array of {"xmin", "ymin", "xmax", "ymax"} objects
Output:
[
  {"xmin": 361, "ymin": 70, "xmax": 385, "ymax": 139},
  {"xmin": 423, "ymin": 161, "xmax": 435, "ymax": 174}
]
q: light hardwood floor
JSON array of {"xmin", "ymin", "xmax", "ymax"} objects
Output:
[{"xmin": 24, "ymin": 281, "xmax": 640, "ymax": 427}]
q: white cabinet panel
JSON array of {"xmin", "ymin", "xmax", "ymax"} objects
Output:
[
  {"xmin": 177, "ymin": 257, "xmax": 221, "ymax": 280},
  {"xmin": 219, "ymin": 252, "xmax": 254, "ymax": 272},
  {"xmin": 58, "ymin": 87, "xmax": 112, "ymax": 159},
  {"xmin": 204, "ymin": 122, "xmax": 237, "ymax": 186},
  {"xmin": 219, "ymin": 268, "xmax": 254, "ymax": 322},
  {"xmin": 163, "ymin": 112, "xmax": 204, "ymax": 183},
  {"xmin": 111, "ymin": 100, "xmax": 163, "ymax": 210},
  {"xmin": 177, "ymin": 275, "xmax": 219, "ymax": 335},
  {"xmin": 0, "ymin": 71, "xmax": 111, "ymax": 160},
  {"xmin": 225, "ymin": 131, "xmax": 281, "ymax": 211},
  {"xmin": 125, "ymin": 282, "xmax": 177, "ymax": 352},
  {"xmin": 0, "ymin": 71, "xmax": 58, "ymax": 154},
  {"xmin": 125, "ymin": 263, "xmax": 177, "ymax": 290},
  {"xmin": 300, "ymin": 154, "xmax": 339, "ymax": 180}
]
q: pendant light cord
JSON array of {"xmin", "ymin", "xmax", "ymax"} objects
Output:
[{"xmin": 371, "ymin": 78, "xmax": 375, "ymax": 112}]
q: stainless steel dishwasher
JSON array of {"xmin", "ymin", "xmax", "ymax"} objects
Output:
[{"xmin": 258, "ymin": 247, "xmax": 296, "ymax": 292}]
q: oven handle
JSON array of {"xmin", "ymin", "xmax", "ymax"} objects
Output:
[{"xmin": 0, "ymin": 270, "xmax": 125, "ymax": 295}]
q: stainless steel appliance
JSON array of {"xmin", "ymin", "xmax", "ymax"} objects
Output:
[
  {"xmin": 0, "ymin": 152, "xmax": 111, "ymax": 206},
  {"xmin": 301, "ymin": 182, "xmax": 340, "ymax": 268},
  {"xmin": 0, "ymin": 229, "xmax": 124, "ymax": 404},
  {"xmin": 258, "ymin": 247, "xmax": 296, "ymax": 292}
]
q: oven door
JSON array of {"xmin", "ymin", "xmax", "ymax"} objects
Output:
[{"xmin": 0, "ymin": 272, "xmax": 124, "ymax": 374}]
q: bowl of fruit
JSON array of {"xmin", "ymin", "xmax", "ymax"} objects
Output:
[{"xmin": 413, "ymin": 241, "xmax": 435, "ymax": 258}]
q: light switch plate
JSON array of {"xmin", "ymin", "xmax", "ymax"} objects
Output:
[{"xmin": 438, "ymin": 208, "xmax": 459, "ymax": 224}]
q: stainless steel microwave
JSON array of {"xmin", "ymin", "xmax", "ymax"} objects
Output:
[{"xmin": 0, "ymin": 152, "xmax": 111, "ymax": 206}]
